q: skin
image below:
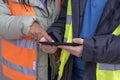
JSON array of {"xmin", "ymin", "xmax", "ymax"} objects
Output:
[
  {"xmin": 39, "ymin": 37, "xmax": 57, "ymax": 54},
  {"xmin": 40, "ymin": 37, "xmax": 84, "ymax": 57},
  {"xmin": 5, "ymin": 0, "xmax": 52, "ymax": 42},
  {"xmin": 58, "ymin": 38, "xmax": 84, "ymax": 57},
  {"xmin": 29, "ymin": 22, "xmax": 52, "ymax": 42}
]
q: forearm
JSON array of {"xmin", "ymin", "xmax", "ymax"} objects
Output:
[
  {"xmin": 0, "ymin": 1, "xmax": 38, "ymax": 39},
  {"xmin": 0, "ymin": 15, "xmax": 38, "ymax": 39},
  {"xmin": 82, "ymin": 34, "xmax": 120, "ymax": 64}
]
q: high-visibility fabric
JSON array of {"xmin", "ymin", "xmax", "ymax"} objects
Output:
[
  {"xmin": 8, "ymin": 0, "xmax": 36, "ymax": 16},
  {"xmin": 2, "ymin": 40, "xmax": 36, "ymax": 68},
  {"xmin": 3, "ymin": 64, "xmax": 36, "ymax": 80},
  {"xmin": 96, "ymin": 25, "xmax": 120, "ymax": 80},
  {"xmin": 59, "ymin": 0, "xmax": 120, "ymax": 80},
  {"xmin": 59, "ymin": 0, "xmax": 72, "ymax": 78},
  {"xmin": 0, "ymin": 0, "xmax": 37, "ymax": 80}
]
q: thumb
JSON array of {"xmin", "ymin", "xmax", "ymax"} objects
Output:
[{"xmin": 73, "ymin": 38, "xmax": 84, "ymax": 44}]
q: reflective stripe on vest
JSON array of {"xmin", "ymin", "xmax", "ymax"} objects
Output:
[
  {"xmin": 59, "ymin": 0, "xmax": 72, "ymax": 78},
  {"xmin": 96, "ymin": 25, "xmax": 120, "ymax": 80},
  {"xmin": 0, "ymin": 0, "xmax": 37, "ymax": 80}
]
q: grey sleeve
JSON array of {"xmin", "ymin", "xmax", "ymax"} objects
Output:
[
  {"xmin": 82, "ymin": 34, "xmax": 120, "ymax": 64},
  {"xmin": 0, "ymin": 1, "xmax": 38, "ymax": 39}
]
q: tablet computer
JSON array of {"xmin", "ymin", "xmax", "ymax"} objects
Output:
[{"xmin": 39, "ymin": 42, "xmax": 82, "ymax": 46}]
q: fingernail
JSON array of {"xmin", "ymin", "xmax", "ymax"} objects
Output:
[{"xmin": 51, "ymin": 40, "xmax": 54, "ymax": 42}]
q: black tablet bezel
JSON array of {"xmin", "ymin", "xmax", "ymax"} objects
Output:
[{"xmin": 39, "ymin": 42, "xmax": 82, "ymax": 46}]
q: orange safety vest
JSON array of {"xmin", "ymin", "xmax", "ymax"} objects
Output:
[
  {"xmin": 0, "ymin": 0, "xmax": 36, "ymax": 80},
  {"xmin": 0, "ymin": 0, "xmax": 63, "ymax": 80}
]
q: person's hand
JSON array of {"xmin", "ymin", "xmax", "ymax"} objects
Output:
[
  {"xmin": 39, "ymin": 37, "xmax": 57, "ymax": 54},
  {"xmin": 58, "ymin": 38, "xmax": 84, "ymax": 57},
  {"xmin": 28, "ymin": 22, "xmax": 52, "ymax": 41}
]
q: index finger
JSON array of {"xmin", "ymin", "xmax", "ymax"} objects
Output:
[{"xmin": 43, "ymin": 33, "xmax": 53, "ymax": 42}]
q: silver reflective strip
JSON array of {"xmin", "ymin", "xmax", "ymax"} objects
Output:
[
  {"xmin": 0, "ymin": 73, "xmax": 12, "ymax": 80},
  {"xmin": 0, "ymin": 38, "xmax": 37, "ymax": 76},
  {"xmin": 1, "ymin": 57, "xmax": 36, "ymax": 76},
  {"xmin": 16, "ymin": 40, "xmax": 37, "ymax": 50},
  {"xmin": 66, "ymin": 15, "xmax": 72, "ymax": 24},
  {"xmin": 3, "ymin": 39, "xmax": 37, "ymax": 50},
  {"xmin": 63, "ymin": 38, "xmax": 67, "ymax": 42},
  {"xmin": 99, "ymin": 63, "xmax": 120, "ymax": 70}
]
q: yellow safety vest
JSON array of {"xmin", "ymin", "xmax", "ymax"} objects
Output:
[
  {"xmin": 59, "ymin": 0, "xmax": 120, "ymax": 80},
  {"xmin": 97, "ymin": 25, "xmax": 120, "ymax": 80},
  {"xmin": 59, "ymin": 0, "xmax": 72, "ymax": 79}
]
